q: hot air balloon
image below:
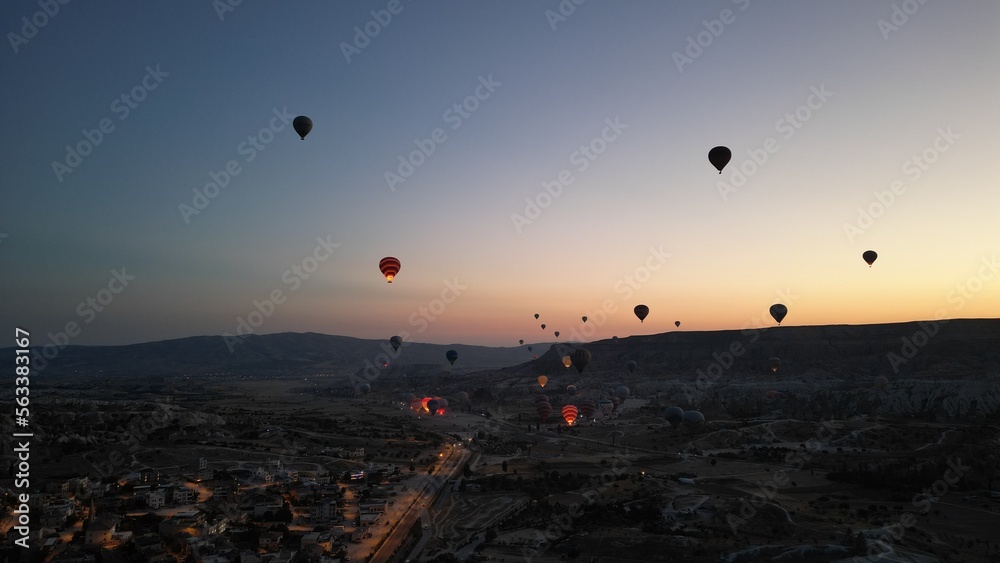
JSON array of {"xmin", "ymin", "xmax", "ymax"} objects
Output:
[
  {"xmin": 582, "ymin": 316, "xmax": 588, "ymax": 323},
  {"xmin": 379, "ymin": 257, "xmax": 400, "ymax": 283},
  {"xmin": 536, "ymin": 400, "xmax": 552, "ymax": 422},
  {"xmin": 579, "ymin": 399, "xmax": 596, "ymax": 419},
  {"xmin": 554, "ymin": 331, "xmax": 560, "ymax": 337},
  {"xmin": 427, "ymin": 398, "xmax": 440, "ymax": 415},
  {"xmin": 612, "ymin": 336, "xmax": 618, "ymax": 343},
  {"xmin": 456, "ymin": 391, "xmax": 469, "ymax": 402},
  {"xmin": 359, "ymin": 383, "xmax": 371, "ymax": 394},
  {"xmin": 528, "ymin": 346, "xmax": 533, "ymax": 352},
  {"xmin": 562, "ymin": 404, "xmax": 579, "ymax": 425},
  {"xmin": 768, "ymin": 357, "xmax": 781, "ymax": 373},
  {"xmin": 634, "ymin": 304, "xmax": 649, "ymax": 323},
  {"xmin": 769, "ymin": 304, "xmax": 787, "ymax": 325},
  {"xmin": 571, "ymin": 349, "xmax": 591, "ymax": 373},
  {"xmin": 410, "ymin": 398, "xmax": 423, "ymax": 411},
  {"xmin": 538, "ymin": 375, "xmax": 548, "ymax": 388},
  {"xmin": 534, "ymin": 313, "xmax": 540, "ymax": 319},
  {"xmin": 626, "ymin": 360, "xmax": 637, "ymax": 374},
  {"xmin": 682, "ymin": 411, "xmax": 705, "ymax": 426},
  {"xmin": 663, "ymin": 406, "xmax": 684, "ymax": 428},
  {"xmin": 615, "ymin": 385, "xmax": 630, "ymax": 400},
  {"xmin": 534, "ymin": 394, "xmax": 549, "ymax": 405},
  {"xmin": 610, "ymin": 396, "xmax": 622, "ymax": 411},
  {"xmin": 293, "ymin": 116, "xmax": 313, "ymax": 140},
  {"xmin": 708, "ymin": 146, "xmax": 731, "ymax": 173},
  {"xmin": 566, "ymin": 384, "xmax": 577, "ymax": 396},
  {"xmin": 863, "ymin": 250, "xmax": 878, "ymax": 267},
  {"xmin": 421, "ymin": 397, "xmax": 431, "ymax": 412},
  {"xmin": 598, "ymin": 399, "xmax": 613, "ymax": 416},
  {"xmin": 445, "ymin": 350, "xmax": 458, "ymax": 365},
  {"xmin": 562, "ymin": 355, "xmax": 572, "ymax": 368},
  {"xmin": 519, "ymin": 339, "xmax": 524, "ymax": 345},
  {"xmin": 874, "ymin": 376, "xmax": 888, "ymax": 390},
  {"xmin": 675, "ymin": 321, "xmax": 681, "ymax": 328},
  {"xmin": 390, "ymin": 335, "xmax": 403, "ymax": 351}
]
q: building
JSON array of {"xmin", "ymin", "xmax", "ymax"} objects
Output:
[
  {"xmin": 173, "ymin": 487, "xmax": 198, "ymax": 504},
  {"xmin": 86, "ymin": 517, "xmax": 119, "ymax": 545},
  {"xmin": 311, "ymin": 499, "xmax": 337, "ymax": 522},
  {"xmin": 147, "ymin": 489, "xmax": 166, "ymax": 509}
]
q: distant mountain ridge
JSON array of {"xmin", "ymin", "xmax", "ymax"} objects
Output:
[{"xmin": 8, "ymin": 319, "xmax": 1000, "ymax": 379}]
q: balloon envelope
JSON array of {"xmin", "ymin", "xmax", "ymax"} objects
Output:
[
  {"xmin": 293, "ymin": 115, "xmax": 313, "ymax": 140},
  {"xmin": 683, "ymin": 410, "xmax": 705, "ymax": 426},
  {"xmin": 566, "ymin": 384, "xmax": 577, "ymax": 396},
  {"xmin": 769, "ymin": 304, "xmax": 788, "ymax": 325},
  {"xmin": 562, "ymin": 355, "xmax": 572, "ymax": 368},
  {"xmin": 519, "ymin": 339, "xmax": 524, "ymax": 345},
  {"xmin": 768, "ymin": 356, "xmax": 781, "ymax": 373},
  {"xmin": 579, "ymin": 399, "xmax": 596, "ymax": 419},
  {"xmin": 359, "ymin": 383, "xmax": 371, "ymax": 394},
  {"xmin": 863, "ymin": 250, "xmax": 878, "ymax": 266},
  {"xmin": 534, "ymin": 313, "xmax": 540, "ymax": 319},
  {"xmin": 390, "ymin": 335, "xmax": 403, "ymax": 351},
  {"xmin": 541, "ymin": 324, "xmax": 546, "ymax": 330},
  {"xmin": 554, "ymin": 331, "xmax": 560, "ymax": 337},
  {"xmin": 615, "ymin": 385, "xmax": 630, "ymax": 400},
  {"xmin": 379, "ymin": 257, "xmax": 401, "ymax": 283},
  {"xmin": 663, "ymin": 406, "xmax": 684, "ymax": 428},
  {"xmin": 634, "ymin": 304, "xmax": 649, "ymax": 323},
  {"xmin": 708, "ymin": 146, "xmax": 731, "ymax": 173},
  {"xmin": 582, "ymin": 316, "xmax": 588, "ymax": 323},
  {"xmin": 571, "ymin": 349, "xmax": 592, "ymax": 373},
  {"xmin": 626, "ymin": 360, "xmax": 637, "ymax": 374},
  {"xmin": 562, "ymin": 404, "xmax": 579, "ymax": 425},
  {"xmin": 675, "ymin": 321, "xmax": 681, "ymax": 328},
  {"xmin": 537, "ymin": 375, "xmax": 548, "ymax": 388},
  {"xmin": 445, "ymin": 349, "xmax": 458, "ymax": 365}
]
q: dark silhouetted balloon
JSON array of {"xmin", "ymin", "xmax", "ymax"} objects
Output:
[
  {"xmin": 663, "ymin": 406, "xmax": 684, "ymax": 428},
  {"xmin": 554, "ymin": 331, "xmax": 560, "ymax": 337},
  {"xmin": 390, "ymin": 335, "xmax": 402, "ymax": 351},
  {"xmin": 571, "ymin": 349, "xmax": 591, "ymax": 373},
  {"xmin": 612, "ymin": 336, "xmax": 618, "ymax": 343},
  {"xmin": 682, "ymin": 410, "xmax": 705, "ymax": 426},
  {"xmin": 519, "ymin": 339, "xmax": 524, "ymax": 345},
  {"xmin": 293, "ymin": 116, "xmax": 312, "ymax": 140},
  {"xmin": 582, "ymin": 316, "xmax": 588, "ymax": 323},
  {"xmin": 359, "ymin": 383, "xmax": 371, "ymax": 394},
  {"xmin": 579, "ymin": 399, "xmax": 596, "ymax": 419},
  {"xmin": 534, "ymin": 313, "xmax": 540, "ymax": 319},
  {"xmin": 769, "ymin": 304, "xmax": 788, "ymax": 325},
  {"xmin": 379, "ymin": 257, "xmax": 400, "ymax": 283},
  {"xmin": 768, "ymin": 356, "xmax": 781, "ymax": 373},
  {"xmin": 626, "ymin": 360, "xmax": 637, "ymax": 374},
  {"xmin": 863, "ymin": 250, "xmax": 878, "ymax": 267},
  {"xmin": 528, "ymin": 345, "xmax": 533, "ymax": 352},
  {"xmin": 445, "ymin": 349, "xmax": 458, "ymax": 365},
  {"xmin": 615, "ymin": 385, "xmax": 630, "ymax": 400},
  {"xmin": 634, "ymin": 304, "xmax": 649, "ymax": 323},
  {"xmin": 598, "ymin": 399, "xmax": 614, "ymax": 416},
  {"xmin": 427, "ymin": 398, "xmax": 440, "ymax": 414},
  {"xmin": 540, "ymin": 324, "xmax": 546, "ymax": 330},
  {"xmin": 708, "ymin": 146, "xmax": 731, "ymax": 173},
  {"xmin": 566, "ymin": 384, "xmax": 577, "ymax": 396},
  {"xmin": 675, "ymin": 321, "xmax": 681, "ymax": 328}
]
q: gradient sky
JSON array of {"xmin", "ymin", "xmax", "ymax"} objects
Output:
[{"xmin": 2, "ymin": 1, "xmax": 998, "ymax": 348}]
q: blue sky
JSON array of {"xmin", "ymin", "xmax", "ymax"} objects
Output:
[{"xmin": 2, "ymin": 1, "xmax": 998, "ymax": 348}]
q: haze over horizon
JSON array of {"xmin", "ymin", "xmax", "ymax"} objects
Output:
[{"xmin": 2, "ymin": 1, "xmax": 998, "ymax": 348}]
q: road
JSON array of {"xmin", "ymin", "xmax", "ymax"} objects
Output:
[{"xmin": 369, "ymin": 444, "xmax": 469, "ymax": 563}]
